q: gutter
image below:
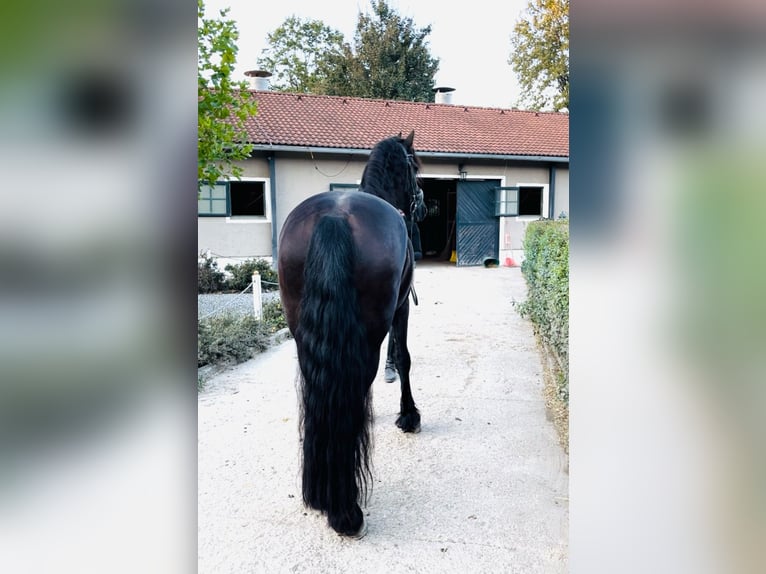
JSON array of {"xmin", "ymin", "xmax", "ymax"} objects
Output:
[
  {"xmin": 268, "ymin": 154, "xmax": 278, "ymax": 264},
  {"xmin": 549, "ymin": 164, "xmax": 557, "ymax": 219},
  {"xmin": 249, "ymin": 144, "xmax": 568, "ymax": 164}
]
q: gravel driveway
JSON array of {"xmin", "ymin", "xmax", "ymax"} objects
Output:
[{"xmin": 198, "ymin": 261, "xmax": 568, "ymax": 573}]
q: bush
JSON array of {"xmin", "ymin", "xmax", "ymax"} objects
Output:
[
  {"xmin": 516, "ymin": 220, "xmax": 569, "ymax": 403},
  {"xmin": 262, "ymin": 298, "xmax": 288, "ymax": 333},
  {"xmin": 197, "ymin": 298, "xmax": 289, "ymax": 370},
  {"xmin": 225, "ymin": 258, "xmax": 279, "ymax": 292},
  {"xmin": 198, "ymin": 253, "xmax": 226, "ymax": 293},
  {"xmin": 198, "ymin": 313, "xmax": 271, "ymax": 367}
]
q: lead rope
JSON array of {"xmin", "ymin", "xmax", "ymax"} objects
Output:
[
  {"xmin": 405, "ymin": 150, "xmax": 421, "ymax": 306},
  {"xmin": 410, "ymin": 283, "xmax": 419, "ymax": 306}
]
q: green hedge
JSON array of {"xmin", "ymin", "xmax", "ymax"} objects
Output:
[{"xmin": 516, "ymin": 220, "xmax": 569, "ymax": 403}]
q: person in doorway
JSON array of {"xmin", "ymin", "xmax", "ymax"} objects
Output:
[
  {"xmin": 386, "ymin": 217, "xmax": 421, "ymax": 382},
  {"xmin": 407, "ymin": 218, "xmax": 422, "ymax": 261}
]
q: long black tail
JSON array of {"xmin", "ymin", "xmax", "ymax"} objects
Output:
[{"xmin": 295, "ymin": 215, "xmax": 373, "ymax": 527}]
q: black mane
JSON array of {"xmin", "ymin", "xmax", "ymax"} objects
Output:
[{"xmin": 359, "ymin": 134, "xmax": 420, "ymax": 214}]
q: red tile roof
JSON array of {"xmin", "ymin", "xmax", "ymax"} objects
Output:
[{"xmin": 243, "ymin": 91, "xmax": 568, "ymax": 158}]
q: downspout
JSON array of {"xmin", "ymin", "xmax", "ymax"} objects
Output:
[
  {"xmin": 548, "ymin": 164, "xmax": 557, "ymax": 219},
  {"xmin": 268, "ymin": 154, "xmax": 278, "ymax": 264}
]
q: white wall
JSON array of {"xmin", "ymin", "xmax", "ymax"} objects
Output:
[
  {"xmin": 197, "ymin": 158, "xmax": 273, "ymax": 260},
  {"xmin": 197, "ymin": 153, "xmax": 569, "ymax": 266}
]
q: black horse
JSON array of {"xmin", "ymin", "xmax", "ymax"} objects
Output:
[{"xmin": 277, "ymin": 131, "xmax": 426, "ymax": 537}]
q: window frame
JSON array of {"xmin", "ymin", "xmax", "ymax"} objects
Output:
[
  {"xmin": 198, "ymin": 183, "xmax": 230, "ymax": 217},
  {"xmin": 495, "ymin": 183, "xmax": 549, "ymax": 219},
  {"xmin": 197, "ymin": 178, "xmax": 270, "ymax": 220},
  {"xmin": 329, "ymin": 183, "xmax": 360, "ymax": 192},
  {"xmin": 229, "ymin": 179, "xmax": 268, "ymax": 218}
]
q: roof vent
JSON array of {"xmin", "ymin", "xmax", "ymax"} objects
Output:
[
  {"xmin": 432, "ymin": 86, "xmax": 455, "ymax": 104},
  {"xmin": 245, "ymin": 70, "xmax": 272, "ymax": 91}
]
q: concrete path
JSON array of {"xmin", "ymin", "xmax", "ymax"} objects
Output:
[{"xmin": 198, "ymin": 261, "xmax": 568, "ymax": 573}]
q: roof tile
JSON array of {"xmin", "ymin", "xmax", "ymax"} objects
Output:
[{"xmin": 243, "ymin": 91, "xmax": 568, "ymax": 158}]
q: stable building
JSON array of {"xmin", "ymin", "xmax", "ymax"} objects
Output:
[{"xmin": 198, "ymin": 83, "xmax": 569, "ymax": 267}]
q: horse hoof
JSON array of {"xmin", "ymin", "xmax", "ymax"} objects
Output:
[
  {"xmin": 384, "ymin": 367, "xmax": 398, "ymax": 383},
  {"xmin": 342, "ymin": 519, "xmax": 368, "ymax": 540},
  {"xmin": 329, "ymin": 505, "xmax": 365, "ymax": 538},
  {"xmin": 396, "ymin": 413, "xmax": 421, "ymax": 433}
]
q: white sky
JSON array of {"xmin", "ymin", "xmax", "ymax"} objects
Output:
[{"xmin": 202, "ymin": 0, "xmax": 530, "ymax": 109}]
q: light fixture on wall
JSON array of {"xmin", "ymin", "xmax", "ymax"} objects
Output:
[{"xmin": 458, "ymin": 163, "xmax": 467, "ymax": 180}]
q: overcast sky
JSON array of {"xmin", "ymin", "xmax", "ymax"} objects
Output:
[{"xmin": 202, "ymin": 0, "xmax": 531, "ymax": 109}]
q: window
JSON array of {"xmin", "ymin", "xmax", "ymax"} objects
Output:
[
  {"xmin": 329, "ymin": 183, "xmax": 360, "ymax": 192},
  {"xmin": 518, "ymin": 186, "xmax": 543, "ymax": 216},
  {"xmin": 495, "ymin": 187, "xmax": 519, "ymax": 216},
  {"xmin": 495, "ymin": 185, "xmax": 546, "ymax": 217},
  {"xmin": 198, "ymin": 184, "xmax": 228, "ymax": 216},
  {"xmin": 230, "ymin": 181, "xmax": 265, "ymax": 216},
  {"xmin": 197, "ymin": 180, "xmax": 267, "ymax": 217}
]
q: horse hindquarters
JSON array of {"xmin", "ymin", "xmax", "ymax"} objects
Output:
[{"xmin": 295, "ymin": 215, "xmax": 372, "ymax": 536}]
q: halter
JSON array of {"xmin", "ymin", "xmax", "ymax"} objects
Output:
[{"xmin": 404, "ymin": 151, "xmax": 425, "ymax": 220}]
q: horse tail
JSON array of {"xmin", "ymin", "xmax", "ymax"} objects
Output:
[{"xmin": 296, "ymin": 215, "xmax": 373, "ymax": 527}]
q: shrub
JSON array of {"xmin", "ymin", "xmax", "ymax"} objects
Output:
[
  {"xmin": 225, "ymin": 258, "xmax": 279, "ymax": 292},
  {"xmin": 197, "ymin": 313, "xmax": 271, "ymax": 367},
  {"xmin": 262, "ymin": 298, "xmax": 288, "ymax": 333},
  {"xmin": 516, "ymin": 220, "xmax": 569, "ymax": 403},
  {"xmin": 197, "ymin": 299, "xmax": 289, "ymax": 370},
  {"xmin": 198, "ymin": 253, "xmax": 226, "ymax": 293}
]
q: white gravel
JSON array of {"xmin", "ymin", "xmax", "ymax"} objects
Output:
[
  {"xmin": 199, "ymin": 261, "xmax": 569, "ymax": 573},
  {"xmin": 198, "ymin": 290, "xmax": 281, "ymax": 320}
]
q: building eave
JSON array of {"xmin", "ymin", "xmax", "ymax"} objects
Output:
[{"xmin": 248, "ymin": 144, "xmax": 569, "ymax": 164}]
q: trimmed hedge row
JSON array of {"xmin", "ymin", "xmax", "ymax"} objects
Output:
[{"xmin": 516, "ymin": 220, "xmax": 569, "ymax": 403}]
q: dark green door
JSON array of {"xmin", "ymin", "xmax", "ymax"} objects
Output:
[{"xmin": 456, "ymin": 180, "xmax": 500, "ymax": 266}]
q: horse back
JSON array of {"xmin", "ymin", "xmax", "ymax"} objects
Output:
[{"xmin": 278, "ymin": 191, "xmax": 413, "ymax": 341}]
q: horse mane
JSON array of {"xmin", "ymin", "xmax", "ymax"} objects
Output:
[{"xmin": 359, "ymin": 134, "xmax": 420, "ymax": 214}]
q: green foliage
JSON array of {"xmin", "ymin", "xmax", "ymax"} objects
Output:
[
  {"xmin": 198, "ymin": 253, "xmax": 226, "ymax": 293},
  {"xmin": 198, "ymin": 313, "xmax": 271, "ymax": 367},
  {"xmin": 516, "ymin": 220, "xmax": 569, "ymax": 402},
  {"xmin": 262, "ymin": 299, "xmax": 288, "ymax": 333},
  {"xmin": 509, "ymin": 0, "xmax": 569, "ymax": 111},
  {"xmin": 257, "ymin": 16, "xmax": 346, "ymax": 93},
  {"xmin": 322, "ymin": 0, "xmax": 439, "ymax": 101},
  {"xmin": 259, "ymin": 1, "xmax": 439, "ymax": 102},
  {"xmin": 224, "ymin": 259, "xmax": 279, "ymax": 292},
  {"xmin": 198, "ymin": 0, "xmax": 259, "ymax": 188},
  {"xmin": 197, "ymin": 301, "xmax": 289, "ymax": 369}
]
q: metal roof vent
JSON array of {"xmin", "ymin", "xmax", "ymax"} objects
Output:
[
  {"xmin": 432, "ymin": 86, "xmax": 455, "ymax": 104},
  {"xmin": 245, "ymin": 70, "xmax": 272, "ymax": 91}
]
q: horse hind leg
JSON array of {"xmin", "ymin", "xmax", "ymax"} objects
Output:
[
  {"xmin": 391, "ymin": 301, "xmax": 421, "ymax": 433},
  {"xmin": 384, "ymin": 331, "xmax": 398, "ymax": 383}
]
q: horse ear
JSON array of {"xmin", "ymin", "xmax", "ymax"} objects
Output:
[
  {"xmin": 404, "ymin": 130, "xmax": 415, "ymax": 147},
  {"xmin": 398, "ymin": 131, "xmax": 402, "ymax": 138}
]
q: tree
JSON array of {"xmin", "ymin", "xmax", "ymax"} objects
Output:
[
  {"xmin": 198, "ymin": 0, "xmax": 258, "ymax": 188},
  {"xmin": 509, "ymin": 0, "xmax": 569, "ymax": 111},
  {"xmin": 257, "ymin": 16, "xmax": 346, "ymax": 93},
  {"xmin": 322, "ymin": 0, "xmax": 439, "ymax": 101},
  {"xmin": 257, "ymin": 1, "xmax": 438, "ymax": 101}
]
